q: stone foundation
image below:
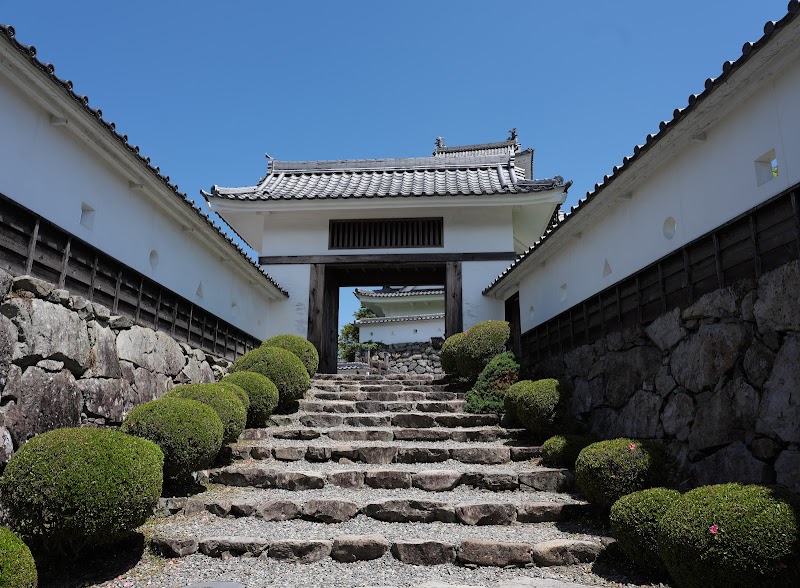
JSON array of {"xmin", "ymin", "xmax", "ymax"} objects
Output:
[
  {"xmin": 528, "ymin": 260, "xmax": 800, "ymax": 493},
  {"xmin": 0, "ymin": 269, "xmax": 230, "ymax": 466},
  {"xmin": 371, "ymin": 342, "xmax": 442, "ymax": 375}
]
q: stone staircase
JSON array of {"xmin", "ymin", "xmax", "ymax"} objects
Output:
[{"xmin": 149, "ymin": 375, "xmax": 616, "ymax": 588}]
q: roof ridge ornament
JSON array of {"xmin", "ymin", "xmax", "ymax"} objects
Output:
[
  {"xmin": 435, "ymin": 136, "xmax": 445, "ymax": 148},
  {"xmin": 508, "ymin": 128, "xmax": 517, "ymax": 141}
]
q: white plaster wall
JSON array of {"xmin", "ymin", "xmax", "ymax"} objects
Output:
[
  {"xmin": 463, "ymin": 260, "xmax": 508, "ymax": 329},
  {"xmin": 517, "ymin": 54, "xmax": 800, "ymax": 333},
  {"xmin": 261, "ymin": 207, "xmax": 514, "ymax": 256},
  {"xmin": 261, "ymin": 264, "xmax": 310, "ymax": 337},
  {"xmin": 369, "ymin": 298, "xmax": 445, "ymax": 317},
  {"xmin": 359, "ymin": 319, "xmax": 445, "ymax": 344},
  {"xmin": 0, "ymin": 75, "xmax": 276, "ymax": 339}
]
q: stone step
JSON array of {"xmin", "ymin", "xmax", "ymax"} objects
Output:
[
  {"xmin": 313, "ymin": 374, "xmax": 440, "ymax": 383},
  {"xmin": 296, "ymin": 412, "xmax": 500, "ymax": 429},
  {"xmin": 230, "ymin": 442, "xmax": 540, "ymax": 464},
  {"xmin": 182, "ymin": 490, "xmax": 591, "ymax": 526},
  {"xmin": 311, "ymin": 385, "xmax": 451, "ymax": 396},
  {"xmin": 152, "ymin": 530, "xmax": 607, "ymax": 568},
  {"xmin": 209, "ymin": 464, "xmax": 573, "ymax": 493},
  {"xmin": 240, "ymin": 426, "xmax": 527, "ymax": 444},
  {"xmin": 309, "ymin": 390, "xmax": 464, "ymax": 402},
  {"xmin": 298, "ymin": 399, "xmax": 466, "ymax": 414}
]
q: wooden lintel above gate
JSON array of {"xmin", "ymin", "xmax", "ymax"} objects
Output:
[{"xmin": 260, "ymin": 252, "xmax": 517, "ymax": 265}]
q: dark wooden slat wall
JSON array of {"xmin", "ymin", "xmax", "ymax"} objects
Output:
[
  {"xmin": 519, "ymin": 183, "xmax": 800, "ymax": 368},
  {"xmin": 0, "ymin": 193, "xmax": 259, "ymax": 360},
  {"xmin": 329, "ymin": 218, "xmax": 444, "ymax": 250}
]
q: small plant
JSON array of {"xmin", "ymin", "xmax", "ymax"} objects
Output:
[
  {"xmin": 229, "ymin": 346, "xmax": 310, "ymax": 411},
  {"xmin": 610, "ymin": 487, "xmax": 681, "ymax": 575},
  {"xmin": 658, "ymin": 484, "xmax": 800, "ymax": 588},
  {"xmin": 165, "ymin": 383, "xmax": 246, "ymax": 444},
  {"xmin": 464, "ymin": 351, "xmax": 519, "ymax": 414},
  {"xmin": 504, "ymin": 378, "xmax": 567, "ymax": 439},
  {"xmin": 440, "ymin": 332, "xmax": 466, "ymax": 377},
  {"xmin": 222, "ymin": 371, "xmax": 280, "ymax": 427},
  {"xmin": 575, "ymin": 438, "xmax": 674, "ymax": 509},
  {"xmin": 0, "ymin": 526, "xmax": 37, "ymax": 587},
  {"xmin": 457, "ymin": 320, "xmax": 510, "ymax": 382},
  {"xmin": 541, "ymin": 434, "xmax": 595, "ymax": 468},
  {"xmin": 0, "ymin": 428, "xmax": 162, "ymax": 557},
  {"xmin": 262, "ymin": 334, "xmax": 319, "ymax": 377},
  {"xmin": 122, "ymin": 397, "xmax": 223, "ymax": 481}
]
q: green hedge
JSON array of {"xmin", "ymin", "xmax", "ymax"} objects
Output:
[
  {"xmin": 464, "ymin": 352, "xmax": 519, "ymax": 415},
  {"xmin": 0, "ymin": 428, "xmax": 162, "ymax": 557},
  {"xmin": 659, "ymin": 484, "xmax": 800, "ymax": 588},
  {"xmin": 0, "ymin": 526, "xmax": 37, "ymax": 587},
  {"xmin": 575, "ymin": 438, "xmax": 673, "ymax": 509},
  {"xmin": 610, "ymin": 487, "xmax": 681, "ymax": 574},
  {"xmin": 262, "ymin": 334, "xmax": 319, "ymax": 377},
  {"xmin": 222, "ymin": 371, "xmax": 280, "ymax": 427},
  {"xmin": 440, "ymin": 332, "xmax": 465, "ymax": 377},
  {"xmin": 164, "ymin": 383, "xmax": 246, "ymax": 444},
  {"xmin": 457, "ymin": 321, "xmax": 510, "ymax": 382},
  {"xmin": 541, "ymin": 434, "xmax": 595, "ymax": 468},
  {"xmin": 122, "ymin": 397, "xmax": 223, "ymax": 480},
  {"xmin": 230, "ymin": 346, "xmax": 310, "ymax": 411},
  {"xmin": 504, "ymin": 379, "xmax": 566, "ymax": 438}
]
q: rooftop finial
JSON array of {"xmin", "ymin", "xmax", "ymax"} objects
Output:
[
  {"xmin": 435, "ymin": 136, "xmax": 445, "ymax": 148},
  {"xmin": 508, "ymin": 128, "xmax": 518, "ymax": 141}
]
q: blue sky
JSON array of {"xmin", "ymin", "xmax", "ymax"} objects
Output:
[{"xmin": 2, "ymin": 0, "xmax": 790, "ymax": 331}]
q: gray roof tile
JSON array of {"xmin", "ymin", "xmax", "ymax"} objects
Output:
[{"xmin": 208, "ymin": 153, "xmax": 564, "ymax": 202}]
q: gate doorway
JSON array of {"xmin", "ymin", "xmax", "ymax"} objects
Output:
[{"xmin": 308, "ymin": 261, "xmax": 463, "ymax": 373}]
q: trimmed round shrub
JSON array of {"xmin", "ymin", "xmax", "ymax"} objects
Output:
[
  {"xmin": 230, "ymin": 346, "xmax": 310, "ymax": 411},
  {"xmin": 227, "ymin": 383, "xmax": 250, "ymax": 413},
  {"xmin": 121, "ymin": 397, "xmax": 224, "ymax": 480},
  {"xmin": 610, "ymin": 487, "xmax": 681, "ymax": 574},
  {"xmin": 440, "ymin": 332, "xmax": 466, "ymax": 377},
  {"xmin": 0, "ymin": 428, "xmax": 162, "ymax": 557},
  {"xmin": 262, "ymin": 334, "xmax": 319, "ymax": 377},
  {"xmin": 541, "ymin": 434, "xmax": 595, "ymax": 468},
  {"xmin": 0, "ymin": 526, "xmax": 37, "ymax": 587},
  {"xmin": 464, "ymin": 351, "xmax": 519, "ymax": 415},
  {"xmin": 164, "ymin": 383, "xmax": 246, "ymax": 444},
  {"xmin": 457, "ymin": 320, "xmax": 510, "ymax": 382},
  {"xmin": 504, "ymin": 379, "xmax": 566, "ymax": 438},
  {"xmin": 222, "ymin": 371, "xmax": 280, "ymax": 427},
  {"xmin": 658, "ymin": 484, "xmax": 800, "ymax": 588},
  {"xmin": 575, "ymin": 438, "xmax": 674, "ymax": 509}
]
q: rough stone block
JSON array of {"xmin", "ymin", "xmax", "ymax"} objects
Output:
[
  {"xmin": 390, "ymin": 541, "xmax": 457, "ymax": 565},
  {"xmin": 454, "ymin": 503, "xmax": 516, "ymax": 525},
  {"xmin": 457, "ymin": 539, "xmax": 532, "ymax": 567},
  {"xmin": 330, "ymin": 534, "xmax": 390, "ymax": 562}
]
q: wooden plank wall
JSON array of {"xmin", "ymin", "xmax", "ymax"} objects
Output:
[
  {"xmin": 0, "ymin": 193, "xmax": 260, "ymax": 360},
  {"xmin": 520, "ymin": 183, "xmax": 800, "ymax": 368}
]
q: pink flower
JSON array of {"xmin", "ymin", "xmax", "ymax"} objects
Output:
[
  {"xmin": 628, "ymin": 443, "xmax": 636, "ymax": 451},
  {"xmin": 709, "ymin": 524, "xmax": 719, "ymax": 535}
]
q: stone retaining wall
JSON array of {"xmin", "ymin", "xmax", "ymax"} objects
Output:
[
  {"xmin": 528, "ymin": 260, "xmax": 800, "ymax": 493},
  {"xmin": 377, "ymin": 342, "xmax": 442, "ymax": 375},
  {"xmin": 0, "ymin": 269, "xmax": 230, "ymax": 467}
]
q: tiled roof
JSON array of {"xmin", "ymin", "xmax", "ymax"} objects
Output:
[
  {"xmin": 484, "ymin": 0, "xmax": 800, "ymax": 296},
  {"xmin": 356, "ymin": 313, "xmax": 445, "ymax": 325},
  {"xmin": 433, "ymin": 138, "xmax": 521, "ymax": 158},
  {"xmin": 0, "ymin": 25, "xmax": 287, "ymax": 298},
  {"xmin": 355, "ymin": 286, "xmax": 445, "ymax": 298},
  {"xmin": 207, "ymin": 153, "xmax": 565, "ymax": 202}
]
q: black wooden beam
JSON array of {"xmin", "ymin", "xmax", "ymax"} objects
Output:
[{"xmin": 260, "ymin": 252, "xmax": 517, "ymax": 265}]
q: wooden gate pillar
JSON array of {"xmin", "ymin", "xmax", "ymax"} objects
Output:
[{"xmin": 445, "ymin": 261, "xmax": 463, "ymax": 336}]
